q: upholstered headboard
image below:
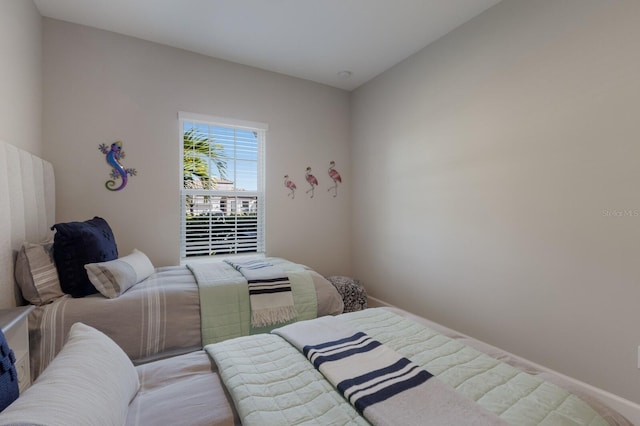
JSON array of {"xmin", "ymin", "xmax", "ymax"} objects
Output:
[{"xmin": 0, "ymin": 141, "xmax": 55, "ymax": 308}]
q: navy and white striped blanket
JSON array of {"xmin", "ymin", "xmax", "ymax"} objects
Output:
[
  {"xmin": 224, "ymin": 258, "xmax": 297, "ymax": 327},
  {"xmin": 273, "ymin": 316, "xmax": 506, "ymax": 426}
]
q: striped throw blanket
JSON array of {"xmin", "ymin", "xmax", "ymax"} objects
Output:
[
  {"xmin": 273, "ymin": 316, "xmax": 507, "ymax": 426},
  {"xmin": 225, "ymin": 258, "xmax": 297, "ymax": 327}
]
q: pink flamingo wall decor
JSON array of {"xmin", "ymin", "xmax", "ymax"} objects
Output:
[
  {"xmin": 327, "ymin": 160, "xmax": 342, "ymax": 197},
  {"xmin": 284, "ymin": 174, "xmax": 297, "ymax": 198},
  {"xmin": 305, "ymin": 166, "xmax": 318, "ymax": 198}
]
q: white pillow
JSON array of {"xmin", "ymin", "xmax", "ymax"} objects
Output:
[
  {"xmin": 85, "ymin": 249, "xmax": 155, "ymax": 298},
  {"xmin": 0, "ymin": 323, "xmax": 140, "ymax": 426}
]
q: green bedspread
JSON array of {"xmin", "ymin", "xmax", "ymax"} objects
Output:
[
  {"xmin": 188, "ymin": 258, "xmax": 317, "ymax": 345},
  {"xmin": 207, "ymin": 308, "xmax": 609, "ymax": 426}
]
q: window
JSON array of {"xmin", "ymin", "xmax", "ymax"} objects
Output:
[{"xmin": 179, "ymin": 112, "xmax": 267, "ymax": 259}]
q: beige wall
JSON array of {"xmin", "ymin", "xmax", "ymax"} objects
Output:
[
  {"xmin": 352, "ymin": 0, "xmax": 640, "ymax": 403},
  {"xmin": 0, "ymin": 0, "xmax": 42, "ymax": 155},
  {"xmin": 42, "ymin": 19, "xmax": 352, "ymax": 276}
]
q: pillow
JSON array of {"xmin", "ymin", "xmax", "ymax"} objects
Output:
[
  {"xmin": 0, "ymin": 329, "xmax": 18, "ymax": 412},
  {"xmin": 85, "ymin": 249, "xmax": 155, "ymax": 298},
  {"xmin": 14, "ymin": 241, "xmax": 65, "ymax": 305},
  {"xmin": 51, "ymin": 216, "xmax": 118, "ymax": 298},
  {"xmin": 0, "ymin": 323, "xmax": 139, "ymax": 426}
]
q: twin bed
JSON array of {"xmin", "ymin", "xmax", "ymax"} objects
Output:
[
  {"xmin": 1, "ymin": 307, "xmax": 634, "ymax": 425},
  {"xmin": 0, "ymin": 141, "xmax": 343, "ymax": 379},
  {"xmin": 0, "ymin": 140, "xmax": 638, "ymax": 425},
  {"xmin": 29, "ymin": 260, "xmax": 344, "ymax": 378}
]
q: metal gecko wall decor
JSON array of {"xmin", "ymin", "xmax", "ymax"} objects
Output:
[
  {"xmin": 98, "ymin": 141, "xmax": 137, "ymax": 191},
  {"xmin": 284, "ymin": 161, "xmax": 342, "ymax": 199}
]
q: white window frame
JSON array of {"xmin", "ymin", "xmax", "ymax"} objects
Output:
[{"xmin": 179, "ymin": 111, "xmax": 267, "ymax": 260}]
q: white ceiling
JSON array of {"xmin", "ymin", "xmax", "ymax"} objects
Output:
[{"xmin": 34, "ymin": 0, "xmax": 502, "ymax": 91}]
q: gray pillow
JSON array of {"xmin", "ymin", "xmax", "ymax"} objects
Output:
[
  {"xmin": 85, "ymin": 249, "xmax": 155, "ymax": 298},
  {"xmin": 14, "ymin": 241, "xmax": 65, "ymax": 305}
]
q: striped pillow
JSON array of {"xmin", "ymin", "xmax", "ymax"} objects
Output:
[
  {"xmin": 14, "ymin": 241, "xmax": 65, "ymax": 305},
  {"xmin": 85, "ymin": 249, "xmax": 155, "ymax": 298}
]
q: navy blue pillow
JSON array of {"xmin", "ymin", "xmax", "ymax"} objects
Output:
[
  {"xmin": 0, "ymin": 329, "xmax": 18, "ymax": 412},
  {"xmin": 52, "ymin": 217, "xmax": 118, "ymax": 298}
]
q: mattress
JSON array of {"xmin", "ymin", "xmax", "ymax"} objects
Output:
[{"xmin": 29, "ymin": 264, "xmax": 344, "ymax": 378}]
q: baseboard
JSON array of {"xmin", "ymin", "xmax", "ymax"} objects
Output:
[{"xmin": 366, "ymin": 295, "xmax": 394, "ymax": 308}]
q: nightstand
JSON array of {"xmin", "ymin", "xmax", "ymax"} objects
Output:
[{"xmin": 0, "ymin": 305, "xmax": 34, "ymax": 393}]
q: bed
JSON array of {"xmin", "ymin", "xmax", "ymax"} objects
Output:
[
  {"xmin": 0, "ymin": 306, "xmax": 636, "ymax": 426},
  {"xmin": 0, "ymin": 140, "xmax": 344, "ymax": 380},
  {"xmin": 28, "ymin": 259, "xmax": 344, "ymax": 378}
]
